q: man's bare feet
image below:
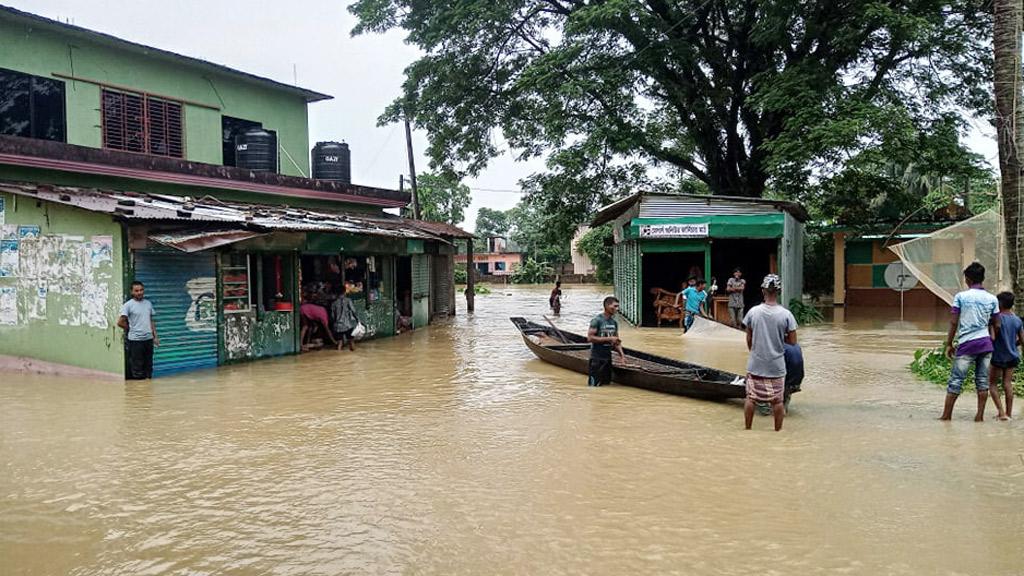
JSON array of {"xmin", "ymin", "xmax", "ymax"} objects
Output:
[
  {"xmin": 997, "ymin": 414, "xmax": 1010, "ymax": 421},
  {"xmin": 939, "ymin": 415, "xmax": 952, "ymax": 421},
  {"xmin": 974, "ymin": 415, "xmax": 984, "ymax": 422}
]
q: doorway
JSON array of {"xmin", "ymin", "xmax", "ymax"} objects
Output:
[{"xmin": 640, "ymin": 251, "xmax": 705, "ymax": 327}]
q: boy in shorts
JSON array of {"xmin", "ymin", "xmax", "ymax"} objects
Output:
[
  {"xmin": 940, "ymin": 262, "xmax": 1000, "ymax": 421},
  {"xmin": 989, "ymin": 291, "xmax": 1021, "ymax": 420}
]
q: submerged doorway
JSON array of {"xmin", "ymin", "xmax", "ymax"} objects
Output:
[{"xmin": 640, "ymin": 251, "xmax": 705, "ymax": 327}]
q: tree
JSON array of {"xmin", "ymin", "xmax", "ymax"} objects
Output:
[
  {"xmin": 416, "ymin": 172, "xmax": 471, "ymax": 225},
  {"xmin": 994, "ymin": 0, "xmax": 1023, "ymax": 293},
  {"xmin": 351, "ymin": 0, "xmax": 991, "ymax": 200},
  {"xmin": 474, "ymin": 207, "xmax": 511, "ymax": 237},
  {"xmin": 508, "ymin": 198, "xmax": 572, "ymax": 266},
  {"xmin": 576, "ymin": 225, "xmax": 614, "ymax": 284}
]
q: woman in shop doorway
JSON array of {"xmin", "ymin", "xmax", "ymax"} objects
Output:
[{"xmin": 332, "ymin": 292, "xmax": 360, "ymax": 351}]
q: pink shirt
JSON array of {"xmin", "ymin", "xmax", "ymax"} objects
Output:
[{"xmin": 300, "ymin": 302, "xmax": 329, "ymax": 325}]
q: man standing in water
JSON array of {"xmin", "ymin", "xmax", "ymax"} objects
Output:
[
  {"xmin": 549, "ymin": 281, "xmax": 563, "ymax": 315},
  {"xmin": 726, "ymin": 268, "xmax": 746, "ymax": 327},
  {"xmin": 117, "ymin": 280, "xmax": 159, "ymax": 380},
  {"xmin": 743, "ymin": 274, "xmax": 797, "ymax": 431},
  {"xmin": 587, "ymin": 296, "xmax": 627, "ymax": 386},
  {"xmin": 941, "ymin": 262, "xmax": 999, "ymax": 421}
]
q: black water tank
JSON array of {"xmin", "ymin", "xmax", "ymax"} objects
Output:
[
  {"xmin": 312, "ymin": 141, "xmax": 351, "ymax": 184},
  {"xmin": 234, "ymin": 128, "xmax": 276, "ymax": 172}
]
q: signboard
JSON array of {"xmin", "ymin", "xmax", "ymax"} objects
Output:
[
  {"xmin": 884, "ymin": 262, "xmax": 918, "ymax": 292},
  {"xmin": 638, "ymin": 223, "xmax": 709, "ymax": 238}
]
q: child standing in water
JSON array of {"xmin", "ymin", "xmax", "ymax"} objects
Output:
[{"xmin": 989, "ymin": 291, "xmax": 1021, "ymax": 420}]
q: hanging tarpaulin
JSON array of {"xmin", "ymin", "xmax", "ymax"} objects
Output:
[{"xmin": 888, "ymin": 209, "xmax": 1010, "ymax": 305}]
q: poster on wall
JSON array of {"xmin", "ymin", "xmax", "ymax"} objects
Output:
[
  {"xmin": 0, "ymin": 239, "xmax": 18, "ymax": 277},
  {"xmin": 1, "ymin": 224, "xmax": 15, "ymax": 240},
  {"xmin": 0, "ymin": 196, "xmax": 5, "ymax": 226},
  {"xmin": 90, "ymin": 235, "xmax": 113, "ymax": 268},
  {"xmin": 18, "ymin": 225, "xmax": 40, "ymax": 239},
  {"xmin": 28, "ymin": 282, "xmax": 47, "ymax": 320},
  {"xmin": 0, "ymin": 287, "xmax": 16, "ymax": 325}
]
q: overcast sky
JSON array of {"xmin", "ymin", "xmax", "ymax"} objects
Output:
[{"xmin": 7, "ymin": 1, "xmax": 1000, "ymax": 229}]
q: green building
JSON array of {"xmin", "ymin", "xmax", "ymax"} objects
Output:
[
  {"xmin": 591, "ymin": 192, "xmax": 807, "ymax": 326},
  {"xmin": 0, "ymin": 6, "xmax": 470, "ymax": 378}
]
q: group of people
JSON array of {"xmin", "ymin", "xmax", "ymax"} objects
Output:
[
  {"xmin": 940, "ymin": 262, "xmax": 1018, "ymax": 421},
  {"xmin": 584, "ymin": 273, "xmax": 802, "ymax": 431},
  {"xmin": 668, "ymin": 267, "xmax": 748, "ymax": 332},
  {"xmin": 299, "ymin": 283, "xmax": 361, "ymax": 352}
]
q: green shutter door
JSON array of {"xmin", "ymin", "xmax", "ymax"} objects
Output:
[
  {"xmin": 411, "ymin": 254, "xmax": 430, "ymax": 327},
  {"xmin": 133, "ymin": 250, "xmax": 218, "ymax": 376}
]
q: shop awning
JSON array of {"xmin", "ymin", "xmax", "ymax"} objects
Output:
[{"xmin": 148, "ymin": 229, "xmax": 265, "ymax": 252}]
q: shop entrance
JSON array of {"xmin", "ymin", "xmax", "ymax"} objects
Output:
[
  {"xmin": 397, "ymin": 256, "xmax": 413, "ymax": 319},
  {"xmin": 640, "ymin": 251, "xmax": 705, "ymax": 327}
]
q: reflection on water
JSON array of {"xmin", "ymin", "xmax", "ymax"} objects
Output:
[{"xmin": 1, "ymin": 285, "xmax": 1022, "ymax": 575}]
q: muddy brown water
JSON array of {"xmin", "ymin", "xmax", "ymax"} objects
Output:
[{"xmin": 1, "ymin": 285, "xmax": 1022, "ymax": 575}]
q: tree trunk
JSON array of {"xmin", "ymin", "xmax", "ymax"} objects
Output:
[{"xmin": 995, "ymin": 0, "xmax": 1023, "ymax": 294}]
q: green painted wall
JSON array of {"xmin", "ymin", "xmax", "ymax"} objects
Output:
[
  {"xmin": 0, "ymin": 15, "xmax": 312, "ymax": 175},
  {"xmin": 0, "ymin": 192, "xmax": 125, "ymax": 374}
]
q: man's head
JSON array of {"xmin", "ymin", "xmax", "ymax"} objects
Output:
[
  {"xmin": 131, "ymin": 280, "xmax": 145, "ymax": 300},
  {"xmin": 687, "ymin": 275, "xmax": 697, "ymax": 286},
  {"xmin": 733, "ymin": 267, "xmax": 742, "ymax": 278},
  {"xmin": 602, "ymin": 296, "xmax": 620, "ymax": 315},
  {"xmin": 963, "ymin": 262, "xmax": 985, "ymax": 286},
  {"xmin": 696, "ymin": 278, "xmax": 707, "ymax": 289},
  {"xmin": 997, "ymin": 291, "xmax": 1014, "ymax": 311},
  {"xmin": 555, "ymin": 281, "xmax": 561, "ymax": 288},
  {"xmin": 761, "ymin": 274, "xmax": 781, "ymax": 298}
]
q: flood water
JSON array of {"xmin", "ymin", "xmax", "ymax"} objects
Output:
[{"xmin": 2, "ymin": 285, "xmax": 1022, "ymax": 575}]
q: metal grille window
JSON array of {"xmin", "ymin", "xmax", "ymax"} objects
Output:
[{"xmin": 101, "ymin": 89, "xmax": 183, "ymax": 157}]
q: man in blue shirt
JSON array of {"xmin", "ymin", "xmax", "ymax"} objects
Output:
[
  {"xmin": 117, "ymin": 280, "xmax": 159, "ymax": 380},
  {"xmin": 941, "ymin": 262, "xmax": 1000, "ymax": 421},
  {"xmin": 678, "ymin": 278, "xmax": 709, "ymax": 333}
]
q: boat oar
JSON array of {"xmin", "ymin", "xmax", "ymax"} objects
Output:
[{"xmin": 543, "ymin": 315, "xmax": 570, "ymax": 344}]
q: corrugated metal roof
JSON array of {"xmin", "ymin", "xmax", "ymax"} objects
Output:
[
  {"xmin": 0, "ymin": 181, "xmax": 445, "ymax": 241},
  {"xmin": 404, "ymin": 219, "xmax": 475, "ymax": 239},
  {"xmin": 591, "ymin": 192, "xmax": 808, "ymax": 226},
  {"xmin": 149, "ymin": 229, "xmax": 265, "ymax": 252}
]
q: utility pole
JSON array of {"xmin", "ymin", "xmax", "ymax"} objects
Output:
[{"xmin": 404, "ymin": 116, "xmax": 421, "ymax": 220}]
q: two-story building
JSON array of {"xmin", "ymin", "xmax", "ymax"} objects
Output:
[{"xmin": 0, "ymin": 5, "xmax": 470, "ymax": 379}]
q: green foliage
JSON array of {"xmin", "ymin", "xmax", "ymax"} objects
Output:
[
  {"xmin": 508, "ymin": 200, "xmax": 572, "ymax": 266},
  {"xmin": 454, "ymin": 263, "xmax": 467, "ymax": 284},
  {"xmin": 475, "ymin": 207, "xmax": 511, "ymax": 237},
  {"xmin": 509, "ymin": 257, "xmax": 553, "ymax": 284},
  {"xmin": 352, "ymin": 0, "xmax": 992, "ymax": 202},
  {"xmin": 803, "ymin": 230, "xmax": 835, "ymax": 300},
  {"xmin": 910, "ymin": 348, "xmax": 1024, "ymax": 396},
  {"xmin": 788, "ymin": 299, "xmax": 824, "ymax": 325},
  {"xmin": 416, "ymin": 172, "xmax": 471, "ymax": 225},
  {"xmin": 473, "ymin": 284, "xmax": 492, "ymax": 295},
  {"xmin": 577, "ymin": 225, "xmax": 614, "ymax": 284}
]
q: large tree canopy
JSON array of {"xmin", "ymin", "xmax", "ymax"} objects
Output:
[
  {"xmin": 416, "ymin": 172, "xmax": 472, "ymax": 224},
  {"xmin": 352, "ymin": 0, "xmax": 991, "ymax": 200}
]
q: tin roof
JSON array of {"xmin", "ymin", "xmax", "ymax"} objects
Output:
[
  {"xmin": 0, "ymin": 5, "xmax": 332, "ymax": 102},
  {"xmin": 404, "ymin": 219, "xmax": 475, "ymax": 239},
  {"xmin": 0, "ymin": 181, "xmax": 448, "ymax": 241},
  {"xmin": 591, "ymin": 192, "xmax": 809, "ymax": 226}
]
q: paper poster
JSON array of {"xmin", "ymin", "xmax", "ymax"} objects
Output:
[
  {"xmin": 0, "ymin": 197, "xmax": 5, "ymax": 227},
  {"xmin": 18, "ymin": 225, "xmax": 40, "ymax": 239},
  {"xmin": 80, "ymin": 282, "xmax": 108, "ymax": 329},
  {"xmin": 0, "ymin": 287, "xmax": 16, "ymax": 325},
  {"xmin": 0, "ymin": 224, "xmax": 15, "ymax": 240},
  {"xmin": 90, "ymin": 235, "xmax": 113, "ymax": 268},
  {"xmin": 28, "ymin": 282, "xmax": 46, "ymax": 320},
  {"xmin": 0, "ymin": 239, "xmax": 18, "ymax": 277}
]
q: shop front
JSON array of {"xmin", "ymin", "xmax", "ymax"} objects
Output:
[{"xmin": 594, "ymin": 193, "xmax": 807, "ymax": 327}]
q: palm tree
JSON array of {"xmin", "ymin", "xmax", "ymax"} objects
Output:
[{"xmin": 995, "ymin": 0, "xmax": 1023, "ymax": 293}]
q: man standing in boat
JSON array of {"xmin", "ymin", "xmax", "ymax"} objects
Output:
[
  {"xmin": 587, "ymin": 296, "xmax": 627, "ymax": 386},
  {"xmin": 742, "ymin": 274, "xmax": 797, "ymax": 431}
]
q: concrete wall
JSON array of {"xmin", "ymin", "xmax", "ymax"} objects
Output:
[
  {"xmin": 0, "ymin": 192, "xmax": 125, "ymax": 375},
  {"xmin": 0, "ymin": 15, "xmax": 312, "ymax": 175}
]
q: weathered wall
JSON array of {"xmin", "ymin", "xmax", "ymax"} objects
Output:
[
  {"xmin": 223, "ymin": 310, "xmax": 296, "ymax": 362},
  {"xmin": 0, "ymin": 15, "xmax": 312, "ymax": 175},
  {"xmin": 0, "ymin": 193, "xmax": 124, "ymax": 374}
]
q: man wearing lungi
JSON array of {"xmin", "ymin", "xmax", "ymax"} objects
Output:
[{"xmin": 742, "ymin": 274, "xmax": 798, "ymax": 431}]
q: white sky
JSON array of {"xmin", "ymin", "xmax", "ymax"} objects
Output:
[{"xmin": 7, "ymin": 1, "xmax": 999, "ymax": 229}]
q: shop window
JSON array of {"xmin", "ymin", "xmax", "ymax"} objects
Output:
[
  {"xmin": 259, "ymin": 254, "xmax": 295, "ymax": 312},
  {"xmin": 494, "ymin": 261, "xmax": 506, "ymax": 272},
  {"xmin": 0, "ymin": 68, "xmax": 66, "ymax": 142},
  {"xmin": 222, "ymin": 253, "xmax": 252, "ymax": 312},
  {"xmin": 101, "ymin": 88, "xmax": 183, "ymax": 157}
]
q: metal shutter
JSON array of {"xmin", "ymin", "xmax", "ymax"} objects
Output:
[
  {"xmin": 431, "ymin": 254, "xmax": 452, "ymax": 318},
  {"xmin": 133, "ymin": 250, "xmax": 218, "ymax": 376}
]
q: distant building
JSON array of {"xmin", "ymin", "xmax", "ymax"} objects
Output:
[
  {"xmin": 455, "ymin": 236, "xmax": 523, "ymax": 276},
  {"xmin": 571, "ymin": 226, "xmax": 596, "ymax": 275}
]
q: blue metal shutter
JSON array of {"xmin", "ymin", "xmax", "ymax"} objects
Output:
[{"xmin": 133, "ymin": 250, "xmax": 218, "ymax": 376}]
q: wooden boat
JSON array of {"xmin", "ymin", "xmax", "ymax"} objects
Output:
[{"xmin": 511, "ymin": 317, "xmax": 746, "ymax": 400}]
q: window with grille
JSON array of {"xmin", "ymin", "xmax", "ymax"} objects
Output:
[{"xmin": 101, "ymin": 89, "xmax": 183, "ymax": 157}]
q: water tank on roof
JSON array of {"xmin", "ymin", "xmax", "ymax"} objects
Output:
[
  {"xmin": 234, "ymin": 128, "xmax": 276, "ymax": 172},
  {"xmin": 312, "ymin": 141, "xmax": 351, "ymax": 184}
]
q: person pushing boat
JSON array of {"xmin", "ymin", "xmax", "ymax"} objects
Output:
[{"xmin": 587, "ymin": 296, "xmax": 627, "ymax": 386}]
